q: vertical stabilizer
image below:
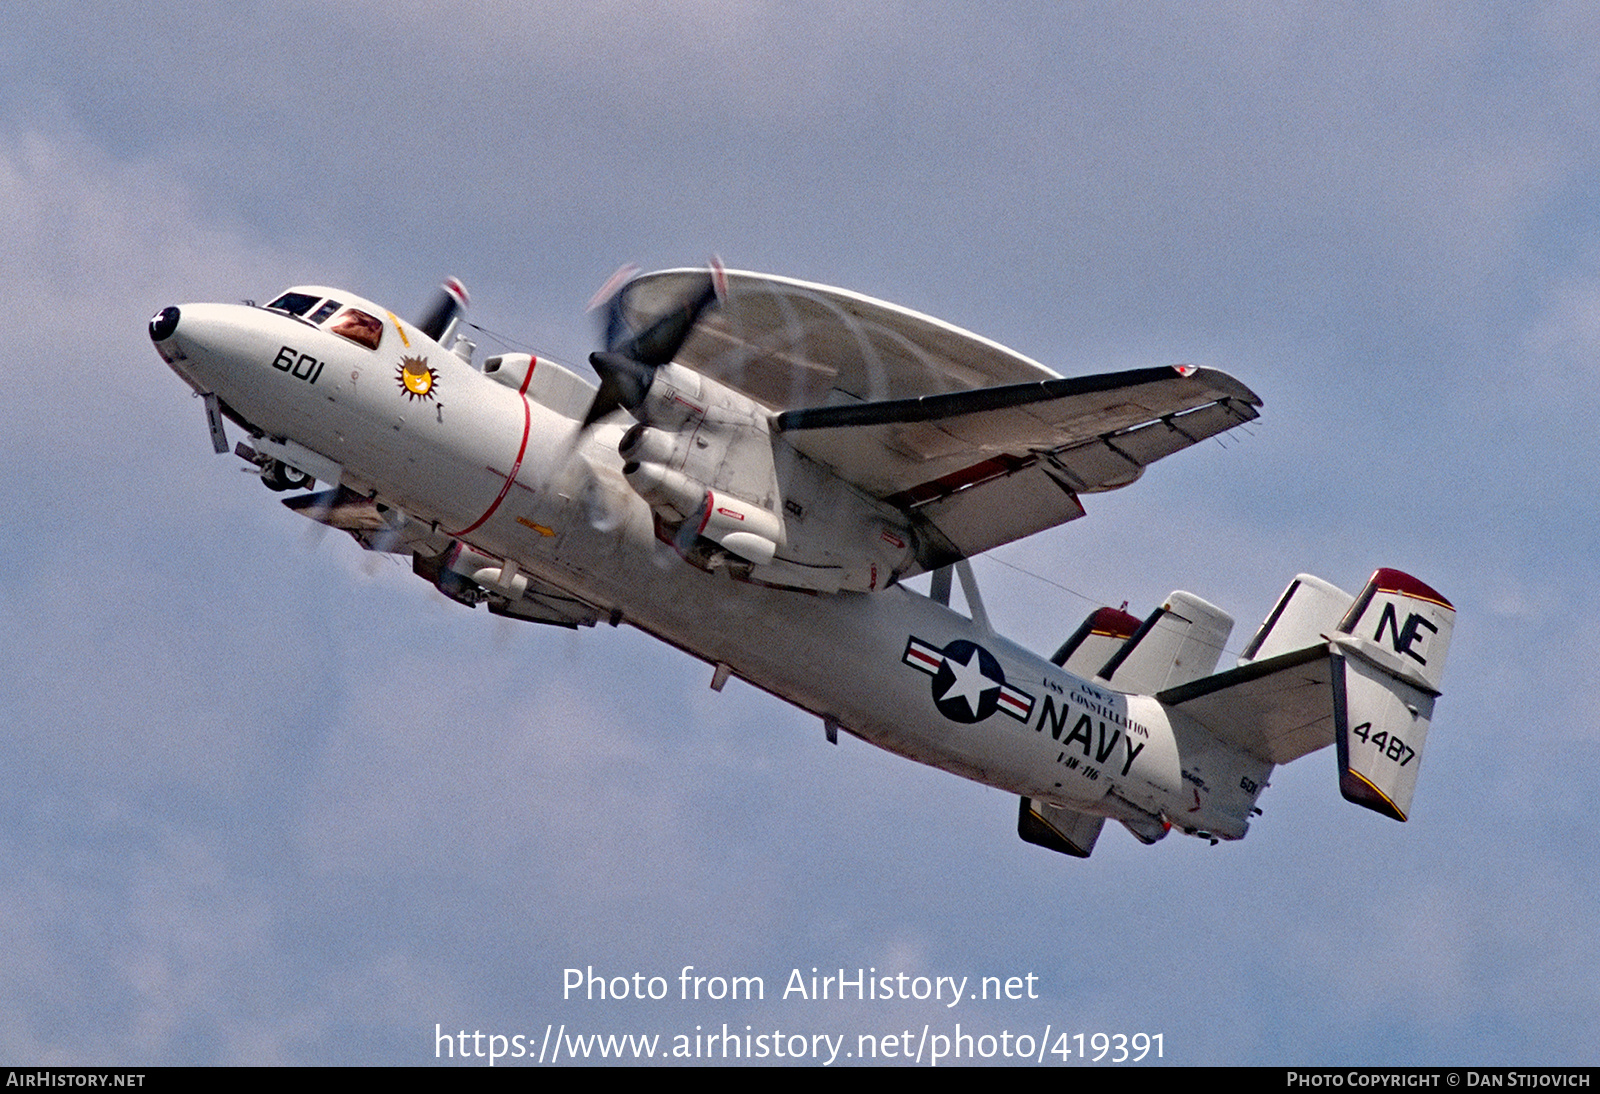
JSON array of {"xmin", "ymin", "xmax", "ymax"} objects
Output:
[
  {"xmin": 1050, "ymin": 606, "xmax": 1141, "ymax": 676},
  {"xmin": 1239, "ymin": 573, "xmax": 1354, "ymax": 664},
  {"xmin": 1335, "ymin": 569, "xmax": 1454, "ymax": 693},
  {"xmin": 1329, "ymin": 569, "xmax": 1455, "ymax": 820},
  {"xmin": 1098, "ymin": 591, "xmax": 1234, "ymax": 692},
  {"xmin": 1018, "ymin": 797, "xmax": 1105, "ymax": 858}
]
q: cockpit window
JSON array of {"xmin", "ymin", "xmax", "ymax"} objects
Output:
[
  {"xmin": 307, "ymin": 299, "xmax": 342, "ymax": 324},
  {"xmin": 266, "ymin": 291, "xmax": 320, "ymax": 317},
  {"xmin": 328, "ymin": 308, "xmax": 384, "ymax": 350}
]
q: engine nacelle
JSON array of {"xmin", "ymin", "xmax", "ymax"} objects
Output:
[
  {"xmin": 614, "ymin": 364, "xmax": 915, "ymax": 594},
  {"xmin": 414, "ymin": 540, "xmax": 529, "ymax": 606},
  {"xmin": 624, "ymin": 459, "xmax": 785, "ymax": 566},
  {"xmin": 443, "ymin": 540, "xmax": 529, "ymax": 598},
  {"xmin": 484, "ymin": 352, "xmax": 596, "ymax": 421},
  {"xmin": 622, "ymin": 458, "xmax": 704, "ymax": 525}
]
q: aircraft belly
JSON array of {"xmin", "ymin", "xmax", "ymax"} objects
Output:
[
  {"xmin": 471, "ymin": 509, "xmax": 1028, "ymax": 785},
  {"xmin": 642, "ymin": 588, "xmax": 1059, "ymax": 795},
  {"xmin": 493, "ymin": 515, "xmax": 1188, "ymax": 813}
]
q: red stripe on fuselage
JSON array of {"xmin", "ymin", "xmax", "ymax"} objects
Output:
[{"xmin": 448, "ymin": 358, "xmax": 538, "ymax": 538}]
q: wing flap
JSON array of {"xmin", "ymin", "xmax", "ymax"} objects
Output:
[
  {"xmin": 1043, "ymin": 402, "xmax": 1248, "ymax": 493},
  {"xmin": 283, "ymin": 487, "xmax": 454, "ymax": 555},
  {"xmin": 913, "ymin": 465, "xmax": 1087, "ymax": 560},
  {"xmin": 487, "ymin": 581, "xmax": 604, "ymax": 629}
]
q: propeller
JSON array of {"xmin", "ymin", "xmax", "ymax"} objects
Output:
[
  {"xmin": 417, "ymin": 277, "xmax": 471, "ymax": 342},
  {"xmin": 579, "ymin": 258, "xmax": 725, "ymax": 431}
]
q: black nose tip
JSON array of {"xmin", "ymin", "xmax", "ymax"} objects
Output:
[{"xmin": 149, "ymin": 306, "xmax": 180, "ymax": 342}]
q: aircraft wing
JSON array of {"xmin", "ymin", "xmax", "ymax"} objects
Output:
[
  {"xmin": 619, "ymin": 270, "xmax": 1261, "ymax": 566},
  {"xmin": 1156, "ymin": 645, "xmax": 1336, "ymax": 764},
  {"xmin": 773, "ymin": 365, "xmax": 1259, "ymax": 563}
]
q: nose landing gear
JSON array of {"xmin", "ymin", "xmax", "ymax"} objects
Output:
[
  {"xmin": 259, "ymin": 458, "xmax": 313, "ymax": 492},
  {"xmin": 233, "ymin": 440, "xmax": 315, "ymax": 492}
]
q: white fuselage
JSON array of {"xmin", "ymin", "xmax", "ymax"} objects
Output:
[{"xmin": 153, "ymin": 292, "xmax": 1268, "ymax": 843}]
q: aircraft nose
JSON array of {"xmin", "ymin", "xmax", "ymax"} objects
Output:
[{"xmin": 149, "ymin": 305, "xmax": 180, "ymax": 342}]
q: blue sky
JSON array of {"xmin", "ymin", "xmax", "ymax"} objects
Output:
[{"xmin": 2, "ymin": 0, "xmax": 1597, "ymax": 1065}]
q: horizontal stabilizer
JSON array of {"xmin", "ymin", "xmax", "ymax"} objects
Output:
[
  {"xmin": 1018, "ymin": 797, "xmax": 1104, "ymax": 858},
  {"xmin": 1161, "ymin": 568, "xmax": 1453, "ymax": 820},
  {"xmin": 1158, "ymin": 644, "xmax": 1335, "ymax": 764}
]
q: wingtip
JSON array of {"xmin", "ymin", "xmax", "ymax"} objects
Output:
[{"xmin": 1181, "ymin": 364, "xmax": 1263, "ymax": 407}]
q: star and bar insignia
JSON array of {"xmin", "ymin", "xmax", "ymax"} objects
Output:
[{"xmin": 902, "ymin": 636, "xmax": 1035, "ymax": 725}]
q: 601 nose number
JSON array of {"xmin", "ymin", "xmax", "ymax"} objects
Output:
[{"xmin": 271, "ymin": 345, "xmax": 325, "ymax": 384}]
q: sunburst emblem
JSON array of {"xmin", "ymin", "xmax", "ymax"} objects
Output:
[{"xmin": 396, "ymin": 355, "xmax": 438, "ymax": 401}]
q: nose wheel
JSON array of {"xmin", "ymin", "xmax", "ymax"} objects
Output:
[
  {"xmin": 233, "ymin": 439, "xmax": 327, "ymax": 493},
  {"xmin": 259, "ymin": 458, "xmax": 313, "ymax": 492}
]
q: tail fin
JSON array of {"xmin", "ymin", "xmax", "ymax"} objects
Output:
[
  {"xmin": 1098, "ymin": 591, "xmax": 1234, "ymax": 692},
  {"xmin": 1050, "ymin": 606, "xmax": 1141, "ymax": 676},
  {"xmin": 1018, "ymin": 797, "xmax": 1104, "ymax": 858},
  {"xmin": 1238, "ymin": 573, "xmax": 1354, "ymax": 665},
  {"xmin": 1329, "ymin": 569, "xmax": 1455, "ymax": 820}
]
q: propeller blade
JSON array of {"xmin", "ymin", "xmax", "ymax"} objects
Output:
[
  {"xmin": 586, "ymin": 264, "xmax": 640, "ymax": 315},
  {"xmin": 417, "ymin": 277, "xmax": 470, "ymax": 342},
  {"xmin": 576, "ymin": 261, "xmax": 724, "ymax": 430},
  {"xmin": 582, "ymin": 350, "xmax": 657, "ymax": 430},
  {"xmin": 587, "ymin": 264, "xmax": 640, "ymax": 354},
  {"xmin": 613, "ymin": 270, "xmax": 718, "ymax": 366}
]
